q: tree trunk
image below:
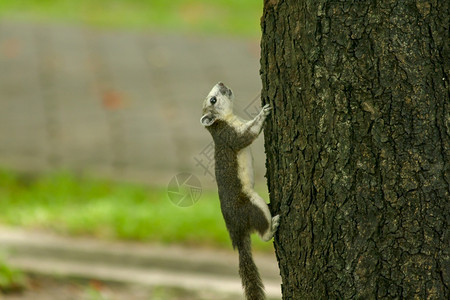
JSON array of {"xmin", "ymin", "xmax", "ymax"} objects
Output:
[{"xmin": 260, "ymin": 0, "xmax": 449, "ymax": 299}]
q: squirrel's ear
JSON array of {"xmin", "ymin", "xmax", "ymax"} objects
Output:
[
  {"xmin": 228, "ymin": 89, "xmax": 234, "ymax": 100},
  {"xmin": 200, "ymin": 113, "xmax": 217, "ymax": 127}
]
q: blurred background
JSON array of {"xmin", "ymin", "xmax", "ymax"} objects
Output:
[{"xmin": 0, "ymin": 1, "xmax": 280, "ymax": 299}]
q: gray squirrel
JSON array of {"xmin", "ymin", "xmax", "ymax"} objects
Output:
[{"xmin": 200, "ymin": 82, "xmax": 280, "ymax": 300}]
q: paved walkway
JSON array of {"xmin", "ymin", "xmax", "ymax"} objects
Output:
[
  {"xmin": 0, "ymin": 20, "xmax": 266, "ymax": 188},
  {"xmin": 0, "ymin": 227, "xmax": 281, "ymax": 299}
]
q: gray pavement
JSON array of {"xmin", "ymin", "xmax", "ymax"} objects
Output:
[
  {"xmin": 0, "ymin": 226, "xmax": 281, "ymax": 299},
  {"xmin": 0, "ymin": 20, "xmax": 266, "ymax": 189}
]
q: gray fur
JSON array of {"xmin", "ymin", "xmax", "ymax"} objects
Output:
[
  {"xmin": 208, "ymin": 119, "xmax": 270, "ymax": 242},
  {"xmin": 201, "ymin": 83, "xmax": 279, "ymax": 300}
]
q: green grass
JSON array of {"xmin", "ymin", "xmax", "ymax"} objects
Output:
[
  {"xmin": 0, "ymin": 169, "xmax": 273, "ymax": 251},
  {"xmin": 0, "ymin": 256, "xmax": 26, "ymax": 294},
  {"xmin": 0, "ymin": 0, "xmax": 263, "ymax": 36}
]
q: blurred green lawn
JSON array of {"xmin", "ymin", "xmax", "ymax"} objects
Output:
[
  {"xmin": 0, "ymin": 169, "xmax": 273, "ymax": 252},
  {"xmin": 0, "ymin": 0, "xmax": 263, "ymax": 36}
]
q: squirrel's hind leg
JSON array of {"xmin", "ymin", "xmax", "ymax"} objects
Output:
[
  {"xmin": 249, "ymin": 192, "xmax": 280, "ymax": 242},
  {"xmin": 261, "ymin": 214, "xmax": 280, "ymax": 242}
]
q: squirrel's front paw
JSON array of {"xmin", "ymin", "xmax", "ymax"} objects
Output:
[{"xmin": 261, "ymin": 104, "xmax": 272, "ymax": 117}]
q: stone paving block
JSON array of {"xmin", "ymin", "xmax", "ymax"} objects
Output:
[
  {"xmin": 41, "ymin": 25, "xmax": 114, "ymax": 170},
  {"xmin": 89, "ymin": 31, "xmax": 180, "ymax": 174},
  {"xmin": 0, "ymin": 21, "xmax": 48, "ymax": 169}
]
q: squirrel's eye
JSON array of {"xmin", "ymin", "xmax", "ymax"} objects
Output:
[{"xmin": 210, "ymin": 96, "xmax": 217, "ymax": 105}]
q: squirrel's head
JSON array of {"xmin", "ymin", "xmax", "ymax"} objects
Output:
[{"xmin": 200, "ymin": 82, "xmax": 234, "ymax": 127}]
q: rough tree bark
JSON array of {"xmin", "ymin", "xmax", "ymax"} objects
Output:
[{"xmin": 260, "ymin": 0, "xmax": 449, "ymax": 299}]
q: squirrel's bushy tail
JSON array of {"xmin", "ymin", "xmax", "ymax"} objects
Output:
[{"xmin": 237, "ymin": 235, "xmax": 265, "ymax": 300}]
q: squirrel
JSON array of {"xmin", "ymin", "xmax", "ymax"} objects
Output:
[{"xmin": 200, "ymin": 82, "xmax": 280, "ymax": 300}]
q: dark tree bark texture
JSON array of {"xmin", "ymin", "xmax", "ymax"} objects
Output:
[{"xmin": 260, "ymin": 0, "xmax": 449, "ymax": 299}]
